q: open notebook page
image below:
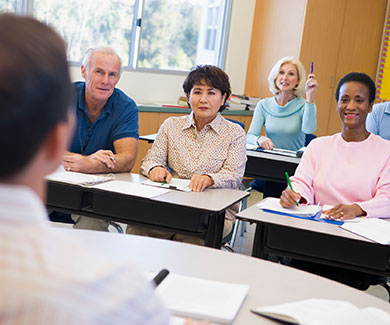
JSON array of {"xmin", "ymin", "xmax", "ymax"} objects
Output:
[
  {"xmin": 151, "ymin": 273, "xmax": 248, "ymax": 324},
  {"xmin": 252, "ymin": 298, "xmax": 390, "ymax": 325}
]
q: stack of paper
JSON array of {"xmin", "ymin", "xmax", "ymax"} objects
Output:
[
  {"xmin": 155, "ymin": 273, "xmax": 248, "ymax": 324},
  {"xmin": 142, "ymin": 178, "xmax": 191, "ymax": 192},
  {"xmin": 251, "ymin": 298, "xmax": 390, "ymax": 325},
  {"xmin": 257, "ymin": 197, "xmax": 321, "ymax": 218},
  {"xmin": 340, "ymin": 218, "xmax": 390, "ymax": 245}
]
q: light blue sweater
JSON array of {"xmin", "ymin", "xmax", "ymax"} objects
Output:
[{"xmin": 247, "ymin": 97, "xmax": 317, "ymax": 150}]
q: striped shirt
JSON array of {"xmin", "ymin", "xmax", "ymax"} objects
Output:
[{"xmin": 0, "ymin": 184, "xmax": 170, "ymax": 325}]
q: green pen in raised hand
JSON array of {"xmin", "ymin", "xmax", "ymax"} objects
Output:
[{"xmin": 285, "ymin": 171, "xmax": 299, "ymax": 206}]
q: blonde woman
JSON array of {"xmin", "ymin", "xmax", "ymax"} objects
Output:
[
  {"xmin": 247, "ymin": 56, "xmax": 318, "ymax": 151},
  {"xmin": 246, "ymin": 56, "xmax": 318, "ymax": 197}
]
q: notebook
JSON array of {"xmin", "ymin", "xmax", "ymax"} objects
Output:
[
  {"xmin": 45, "ymin": 166, "xmax": 115, "ymax": 187},
  {"xmin": 153, "ymin": 272, "xmax": 248, "ymax": 324},
  {"xmin": 251, "ymin": 298, "xmax": 390, "ymax": 325}
]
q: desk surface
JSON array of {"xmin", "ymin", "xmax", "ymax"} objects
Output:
[
  {"xmin": 237, "ymin": 204, "xmax": 390, "ymax": 276},
  {"xmin": 246, "ymin": 150, "xmax": 301, "ymax": 164},
  {"xmin": 245, "ymin": 150, "xmax": 300, "ymax": 182},
  {"xmin": 57, "ymin": 228, "xmax": 390, "ymax": 324},
  {"xmin": 47, "ymin": 173, "xmax": 249, "ymax": 248},
  {"xmin": 114, "ymin": 173, "xmax": 249, "ymax": 212},
  {"xmin": 237, "ymin": 204, "xmax": 369, "ymax": 242}
]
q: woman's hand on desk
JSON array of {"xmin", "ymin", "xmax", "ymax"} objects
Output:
[
  {"xmin": 257, "ymin": 136, "xmax": 275, "ymax": 150},
  {"xmin": 322, "ymin": 204, "xmax": 367, "ymax": 221},
  {"xmin": 149, "ymin": 166, "xmax": 172, "ymax": 183},
  {"xmin": 190, "ymin": 174, "xmax": 214, "ymax": 192},
  {"xmin": 280, "ymin": 187, "xmax": 302, "ymax": 208}
]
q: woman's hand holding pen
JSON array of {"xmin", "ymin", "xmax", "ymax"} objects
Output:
[
  {"xmin": 149, "ymin": 166, "xmax": 172, "ymax": 183},
  {"xmin": 305, "ymin": 73, "xmax": 318, "ymax": 104},
  {"xmin": 257, "ymin": 136, "xmax": 275, "ymax": 150},
  {"xmin": 322, "ymin": 203, "xmax": 367, "ymax": 221},
  {"xmin": 280, "ymin": 187, "xmax": 302, "ymax": 208}
]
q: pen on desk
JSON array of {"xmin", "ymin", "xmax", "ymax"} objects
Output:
[
  {"xmin": 152, "ymin": 269, "xmax": 169, "ymax": 287},
  {"xmin": 310, "ymin": 61, "xmax": 314, "ymax": 74},
  {"xmin": 285, "ymin": 171, "xmax": 299, "ymax": 207}
]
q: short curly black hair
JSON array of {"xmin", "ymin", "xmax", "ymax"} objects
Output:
[
  {"xmin": 182, "ymin": 65, "xmax": 231, "ymax": 112},
  {"xmin": 335, "ymin": 72, "xmax": 376, "ymax": 104}
]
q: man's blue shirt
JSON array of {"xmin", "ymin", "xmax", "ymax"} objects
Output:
[
  {"xmin": 366, "ymin": 101, "xmax": 390, "ymax": 141},
  {"xmin": 70, "ymin": 82, "xmax": 139, "ymax": 155}
]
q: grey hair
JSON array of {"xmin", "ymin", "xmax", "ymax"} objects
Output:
[
  {"xmin": 267, "ymin": 56, "xmax": 307, "ymax": 97},
  {"xmin": 81, "ymin": 46, "xmax": 122, "ymax": 76}
]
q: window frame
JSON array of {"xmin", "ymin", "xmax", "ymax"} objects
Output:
[{"xmin": 11, "ymin": 0, "xmax": 232, "ymax": 74}]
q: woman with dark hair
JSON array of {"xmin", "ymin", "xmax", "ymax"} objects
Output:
[
  {"xmin": 280, "ymin": 72, "xmax": 390, "ymax": 220},
  {"xmin": 127, "ymin": 65, "xmax": 247, "ymax": 243},
  {"xmin": 278, "ymin": 72, "xmax": 390, "ymax": 290}
]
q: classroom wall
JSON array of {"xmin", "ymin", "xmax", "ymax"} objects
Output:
[{"xmin": 69, "ymin": 0, "xmax": 256, "ymax": 105}]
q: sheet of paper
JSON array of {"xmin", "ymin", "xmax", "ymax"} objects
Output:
[
  {"xmin": 142, "ymin": 178, "xmax": 191, "ymax": 192},
  {"xmin": 156, "ymin": 273, "xmax": 248, "ymax": 324},
  {"xmin": 340, "ymin": 218, "xmax": 390, "ymax": 245},
  {"xmin": 92, "ymin": 180, "xmax": 170, "ymax": 198},
  {"xmin": 257, "ymin": 197, "xmax": 321, "ymax": 217},
  {"xmin": 45, "ymin": 165, "xmax": 114, "ymax": 186}
]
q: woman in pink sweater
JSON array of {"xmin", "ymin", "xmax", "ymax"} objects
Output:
[{"xmin": 280, "ymin": 72, "xmax": 390, "ymax": 220}]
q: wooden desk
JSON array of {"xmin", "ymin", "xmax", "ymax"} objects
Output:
[
  {"xmin": 237, "ymin": 205, "xmax": 390, "ymax": 276},
  {"xmin": 46, "ymin": 173, "xmax": 249, "ymax": 248},
  {"xmin": 57, "ymin": 229, "xmax": 390, "ymax": 324},
  {"xmin": 245, "ymin": 150, "xmax": 300, "ymax": 183}
]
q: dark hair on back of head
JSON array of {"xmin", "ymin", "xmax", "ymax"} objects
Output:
[
  {"xmin": 182, "ymin": 65, "xmax": 231, "ymax": 112},
  {"xmin": 0, "ymin": 13, "xmax": 72, "ymax": 179},
  {"xmin": 335, "ymin": 72, "xmax": 376, "ymax": 104}
]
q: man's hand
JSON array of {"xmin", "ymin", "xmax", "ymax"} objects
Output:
[
  {"xmin": 63, "ymin": 152, "xmax": 99, "ymax": 173},
  {"xmin": 88, "ymin": 149, "xmax": 116, "ymax": 169},
  {"xmin": 149, "ymin": 166, "xmax": 172, "ymax": 183},
  {"xmin": 189, "ymin": 174, "xmax": 213, "ymax": 192}
]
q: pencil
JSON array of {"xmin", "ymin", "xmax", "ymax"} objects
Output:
[{"xmin": 285, "ymin": 171, "xmax": 299, "ymax": 206}]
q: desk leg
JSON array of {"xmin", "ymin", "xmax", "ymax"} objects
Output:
[
  {"xmin": 205, "ymin": 211, "xmax": 225, "ymax": 249},
  {"xmin": 252, "ymin": 224, "xmax": 268, "ymax": 259}
]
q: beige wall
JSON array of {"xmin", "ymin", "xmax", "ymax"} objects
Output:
[
  {"xmin": 245, "ymin": 0, "xmax": 307, "ymax": 98},
  {"xmin": 69, "ymin": 0, "xmax": 256, "ymax": 105},
  {"xmin": 244, "ymin": 0, "xmax": 387, "ymax": 136}
]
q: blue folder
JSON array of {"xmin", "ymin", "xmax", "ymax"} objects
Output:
[{"xmin": 262, "ymin": 209, "xmax": 344, "ymax": 225}]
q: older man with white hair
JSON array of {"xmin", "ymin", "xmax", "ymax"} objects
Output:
[{"xmin": 63, "ymin": 46, "xmax": 139, "ymax": 231}]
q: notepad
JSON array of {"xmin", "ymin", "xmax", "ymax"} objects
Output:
[
  {"xmin": 154, "ymin": 273, "xmax": 248, "ymax": 324},
  {"xmin": 142, "ymin": 178, "xmax": 191, "ymax": 192},
  {"xmin": 340, "ymin": 218, "xmax": 390, "ymax": 245},
  {"xmin": 45, "ymin": 166, "xmax": 115, "ymax": 187},
  {"xmin": 251, "ymin": 298, "xmax": 390, "ymax": 325},
  {"xmin": 257, "ymin": 197, "xmax": 322, "ymax": 218}
]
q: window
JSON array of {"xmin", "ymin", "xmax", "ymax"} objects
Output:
[
  {"xmin": 1, "ymin": 0, "xmax": 231, "ymax": 72},
  {"xmin": 0, "ymin": 0, "xmax": 18, "ymax": 12}
]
